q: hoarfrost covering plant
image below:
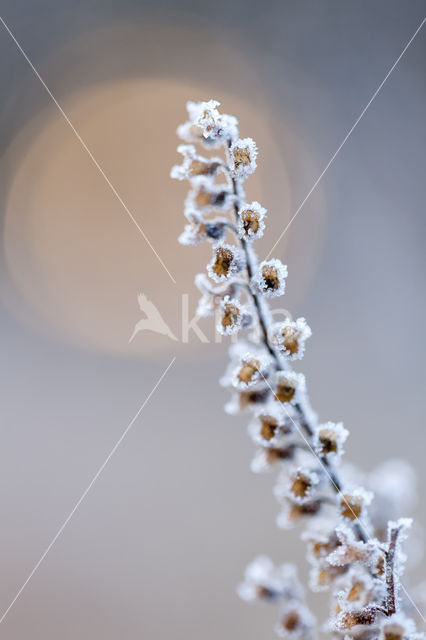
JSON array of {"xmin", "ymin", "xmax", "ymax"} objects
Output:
[{"xmin": 171, "ymin": 100, "xmax": 425, "ymax": 639}]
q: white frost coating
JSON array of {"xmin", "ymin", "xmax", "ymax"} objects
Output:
[
  {"xmin": 170, "ymin": 144, "xmax": 222, "ymax": 181},
  {"xmin": 327, "ymin": 524, "xmax": 378, "ymax": 568},
  {"xmin": 238, "ymin": 556, "xmax": 303, "ymax": 603},
  {"xmin": 252, "ymin": 258, "xmax": 288, "ymax": 298},
  {"xmin": 237, "ymin": 201, "xmax": 267, "ymax": 241},
  {"xmin": 216, "ymin": 295, "xmax": 244, "ymax": 336},
  {"xmin": 313, "ymin": 422, "xmax": 349, "ymax": 462},
  {"xmin": 275, "ymin": 600, "xmax": 316, "ymax": 640},
  {"xmin": 273, "ymin": 370, "xmax": 306, "ymax": 405},
  {"xmin": 207, "ymin": 242, "xmax": 245, "ymax": 283},
  {"xmin": 172, "ymin": 98, "xmax": 420, "ymax": 640},
  {"xmin": 228, "ymin": 137, "xmax": 258, "ymax": 180},
  {"xmin": 268, "ymin": 317, "xmax": 312, "ymax": 360},
  {"xmin": 177, "ymin": 100, "xmax": 239, "ymax": 147},
  {"xmin": 185, "ymin": 175, "xmax": 232, "ymax": 212}
]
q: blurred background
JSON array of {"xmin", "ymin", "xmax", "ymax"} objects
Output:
[{"xmin": 0, "ymin": 1, "xmax": 425, "ymax": 638}]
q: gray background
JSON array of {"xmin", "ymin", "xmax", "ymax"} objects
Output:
[{"xmin": 0, "ymin": 1, "xmax": 425, "ymax": 638}]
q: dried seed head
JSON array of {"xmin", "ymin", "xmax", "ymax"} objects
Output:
[
  {"xmin": 225, "ymin": 387, "xmax": 270, "ymax": 415},
  {"xmin": 275, "ymin": 601, "xmax": 316, "ymax": 639},
  {"xmin": 207, "ymin": 242, "xmax": 244, "ymax": 282},
  {"xmin": 228, "ymin": 137, "xmax": 258, "ymax": 180},
  {"xmin": 313, "ymin": 422, "xmax": 348, "ymax": 461},
  {"xmin": 269, "ymin": 318, "xmax": 312, "ymax": 360},
  {"xmin": 216, "ymin": 295, "xmax": 244, "ymax": 336},
  {"xmin": 237, "ymin": 201, "xmax": 266, "ymax": 241},
  {"xmin": 253, "ymin": 259, "xmax": 288, "ymax": 298},
  {"xmin": 186, "ymin": 177, "xmax": 231, "ymax": 212},
  {"xmin": 177, "ymin": 100, "xmax": 239, "ymax": 147},
  {"xmin": 309, "ymin": 564, "xmax": 345, "ymax": 592},
  {"xmin": 379, "ymin": 614, "xmax": 417, "ymax": 640},
  {"xmin": 334, "ymin": 606, "xmax": 377, "ymax": 631},
  {"xmin": 288, "ymin": 469, "xmax": 320, "ymax": 504},
  {"xmin": 238, "ymin": 557, "xmax": 303, "ymax": 605},
  {"xmin": 179, "ymin": 210, "xmax": 226, "ymax": 245},
  {"xmin": 339, "ymin": 489, "xmax": 372, "ymax": 522},
  {"xmin": 277, "ymin": 498, "xmax": 322, "ymax": 530},
  {"xmin": 250, "ymin": 445, "xmax": 295, "ymax": 473},
  {"xmin": 274, "ymin": 371, "xmax": 305, "ymax": 404},
  {"xmin": 170, "ymin": 144, "xmax": 222, "ymax": 181}
]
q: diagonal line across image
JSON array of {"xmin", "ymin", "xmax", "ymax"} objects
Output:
[
  {"xmin": 0, "ymin": 356, "xmax": 176, "ymax": 626},
  {"xmin": 265, "ymin": 17, "xmax": 425, "ymax": 260},
  {"xmin": 0, "ymin": 15, "xmax": 177, "ymax": 284}
]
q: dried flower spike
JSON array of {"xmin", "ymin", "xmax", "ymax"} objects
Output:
[{"xmin": 172, "ymin": 99, "xmax": 422, "ymax": 640}]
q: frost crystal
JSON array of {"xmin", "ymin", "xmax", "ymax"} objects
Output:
[
  {"xmin": 253, "ymin": 259, "xmax": 288, "ymax": 298},
  {"xmin": 237, "ymin": 201, "xmax": 267, "ymax": 241},
  {"xmin": 238, "ymin": 557, "xmax": 303, "ymax": 603},
  {"xmin": 274, "ymin": 371, "xmax": 305, "ymax": 405},
  {"xmin": 185, "ymin": 176, "xmax": 232, "ymax": 212},
  {"xmin": 216, "ymin": 295, "xmax": 245, "ymax": 336},
  {"xmin": 269, "ymin": 318, "xmax": 312, "ymax": 360},
  {"xmin": 207, "ymin": 242, "xmax": 245, "ymax": 283},
  {"xmin": 228, "ymin": 137, "xmax": 258, "ymax": 180},
  {"xmin": 178, "ymin": 209, "xmax": 227, "ymax": 245},
  {"xmin": 313, "ymin": 422, "xmax": 348, "ymax": 462},
  {"xmin": 178, "ymin": 100, "xmax": 239, "ymax": 147}
]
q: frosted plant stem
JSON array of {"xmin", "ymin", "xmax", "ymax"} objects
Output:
[
  {"xmin": 228, "ymin": 160, "xmax": 369, "ymax": 543},
  {"xmin": 385, "ymin": 523, "xmax": 403, "ymax": 616}
]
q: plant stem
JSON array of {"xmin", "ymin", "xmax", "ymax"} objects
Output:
[
  {"xmin": 227, "ymin": 161, "xmax": 367, "ymax": 543},
  {"xmin": 384, "ymin": 524, "xmax": 402, "ymax": 615}
]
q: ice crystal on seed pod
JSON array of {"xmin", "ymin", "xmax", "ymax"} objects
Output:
[
  {"xmin": 286, "ymin": 468, "xmax": 321, "ymax": 504},
  {"xmin": 276, "ymin": 497, "xmax": 322, "ymax": 530},
  {"xmin": 327, "ymin": 524, "xmax": 380, "ymax": 569},
  {"xmin": 269, "ymin": 318, "xmax": 312, "ymax": 360},
  {"xmin": 275, "ymin": 600, "xmax": 316, "ymax": 640},
  {"xmin": 237, "ymin": 201, "xmax": 267, "ymax": 241},
  {"xmin": 334, "ymin": 565, "xmax": 384, "ymax": 612},
  {"xmin": 378, "ymin": 613, "xmax": 422, "ymax": 640},
  {"xmin": 194, "ymin": 273, "xmax": 240, "ymax": 319},
  {"xmin": 238, "ymin": 557, "xmax": 303, "ymax": 603},
  {"xmin": 170, "ymin": 144, "xmax": 222, "ymax": 180},
  {"xmin": 248, "ymin": 403, "xmax": 294, "ymax": 447},
  {"xmin": 215, "ymin": 295, "xmax": 245, "ymax": 336},
  {"xmin": 313, "ymin": 422, "xmax": 348, "ymax": 462},
  {"xmin": 338, "ymin": 487, "xmax": 373, "ymax": 523},
  {"xmin": 229, "ymin": 354, "xmax": 273, "ymax": 391},
  {"xmin": 274, "ymin": 371, "xmax": 305, "ymax": 404},
  {"xmin": 171, "ymin": 99, "xmax": 421, "ymax": 640},
  {"xmin": 250, "ymin": 444, "xmax": 296, "ymax": 474},
  {"xmin": 178, "ymin": 209, "xmax": 227, "ymax": 245},
  {"xmin": 253, "ymin": 258, "xmax": 288, "ymax": 298},
  {"xmin": 207, "ymin": 242, "xmax": 245, "ymax": 282},
  {"xmin": 332, "ymin": 605, "xmax": 377, "ymax": 632},
  {"xmin": 177, "ymin": 100, "xmax": 239, "ymax": 147},
  {"xmin": 185, "ymin": 176, "xmax": 232, "ymax": 212},
  {"xmin": 228, "ymin": 137, "xmax": 258, "ymax": 180}
]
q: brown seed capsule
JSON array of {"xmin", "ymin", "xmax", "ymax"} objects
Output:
[
  {"xmin": 237, "ymin": 359, "xmax": 261, "ymax": 385},
  {"xmin": 260, "ymin": 416, "xmax": 279, "ymax": 441},
  {"xmin": 221, "ymin": 302, "xmax": 240, "ymax": 330},
  {"xmin": 213, "ymin": 247, "xmax": 234, "ymax": 277},
  {"xmin": 290, "ymin": 471, "xmax": 314, "ymax": 499},
  {"xmin": 280, "ymin": 325, "xmax": 301, "ymax": 356},
  {"xmin": 275, "ymin": 381, "xmax": 296, "ymax": 403},
  {"xmin": 340, "ymin": 494, "xmax": 364, "ymax": 521},
  {"xmin": 189, "ymin": 159, "xmax": 220, "ymax": 177},
  {"xmin": 262, "ymin": 264, "xmax": 279, "ymax": 292}
]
